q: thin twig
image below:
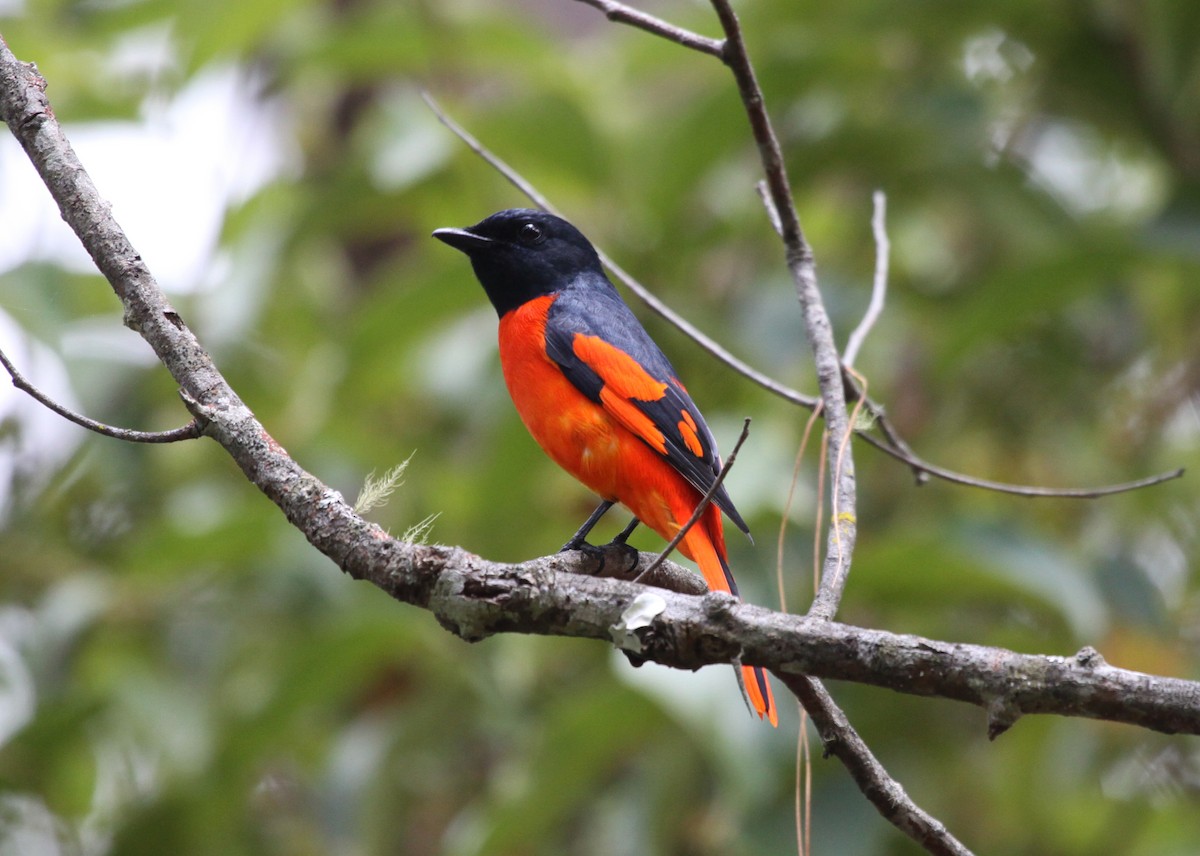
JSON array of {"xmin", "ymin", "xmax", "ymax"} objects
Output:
[
  {"xmin": 858, "ymin": 431, "xmax": 1185, "ymax": 497},
  {"xmin": 572, "ymin": 0, "xmax": 725, "ymax": 57},
  {"xmin": 843, "ymin": 190, "xmax": 889, "ymax": 368},
  {"xmin": 0, "ymin": 347, "xmax": 202, "ymax": 443},
  {"xmin": 779, "ymin": 674, "xmax": 976, "ymax": 856},
  {"xmin": 422, "ymin": 92, "xmax": 1184, "ymax": 501},
  {"xmin": 812, "ymin": 428, "xmax": 828, "ymax": 597},
  {"xmin": 865, "ymin": 401, "xmax": 930, "ymax": 484},
  {"xmin": 756, "ymin": 179, "xmax": 783, "ymax": 237},
  {"xmin": 636, "ymin": 418, "xmax": 751, "ymax": 582},
  {"xmin": 799, "ymin": 715, "xmax": 812, "ymax": 856}
]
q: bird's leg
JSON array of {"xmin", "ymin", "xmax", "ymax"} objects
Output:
[
  {"xmin": 608, "ymin": 517, "xmax": 640, "ymax": 546},
  {"xmin": 561, "ymin": 502, "xmax": 640, "ymax": 576},
  {"xmin": 560, "ymin": 499, "xmax": 616, "ymax": 552}
]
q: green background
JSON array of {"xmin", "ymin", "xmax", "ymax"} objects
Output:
[{"xmin": 1, "ymin": 0, "xmax": 1198, "ymax": 853}]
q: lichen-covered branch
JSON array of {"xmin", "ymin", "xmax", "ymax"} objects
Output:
[
  {"xmin": 701, "ymin": 0, "xmax": 863, "ymax": 618},
  {"xmin": 385, "ymin": 552, "xmax": 1200, "ymax": 737}
]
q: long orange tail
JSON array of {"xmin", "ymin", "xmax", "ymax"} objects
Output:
[{"xmin": 680, "ymin": 505, "xmax": 778, "ymax": 727}]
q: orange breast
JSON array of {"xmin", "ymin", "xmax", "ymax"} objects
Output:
[
  {"xmin": 499, "ymin": 295, "xmax": 621, "ymax": 501},
  {"xmin": 497, "ymin": 295, "xmax": 701, "ymax": 545}
]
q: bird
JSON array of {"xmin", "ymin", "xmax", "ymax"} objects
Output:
[{"xmin": 433, "ymin": 208, "xmax": 777, "ymax": 727}]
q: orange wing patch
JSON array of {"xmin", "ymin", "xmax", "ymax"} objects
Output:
[
  {"xmin": 573, "ymin": 333, "xmax": 672, "ymax": 456},
  {"xmin": 677, "ymin": 409, "xmax": 703, "ymax": 457},
  {"xmin": 572, "ymin": 334, "xmax": 667, "ymax": 402},
  {"xmin": 600, "ymin": 388, "xmax": 667, "ymax": 453}
]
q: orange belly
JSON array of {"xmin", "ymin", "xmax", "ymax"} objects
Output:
[{"xmin": 498, "ymin": 295, "xmax": 701, "ymax": 548}]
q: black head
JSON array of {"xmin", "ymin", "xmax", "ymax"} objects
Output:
[{"xmin": 433, "ymin": 208, "xmax": 605, "ymax": 316}]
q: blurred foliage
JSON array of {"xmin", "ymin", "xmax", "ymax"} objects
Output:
[{"xmin": 1, "ymin": 0, "xmax": 1199, "ymax": 854}]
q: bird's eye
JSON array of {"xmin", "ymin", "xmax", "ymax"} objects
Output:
[{"xmin": 518, "ymin": 223, "xmax": 544, "ymax": 244}]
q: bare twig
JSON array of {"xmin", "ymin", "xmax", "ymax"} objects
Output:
[
  {"xmin": 0, "ymin": 36, "xmax": 345, "ymax": 559},
  {"xmin": 858, "ymin": 430, "xmax": 1185, "ymax": 497},
  {"xmin": 843, "ymin": 190, "xmax": 890, "ymax": 368},
  {"xmin": 636, "ymin": 417, "xmax": 751, "ymax": 581},
  {"xmin": 756, "ymin": 179, "xmax": 783, "ymax": 236},
  {"xmin": 778, "ymin": 407, "xmax": 823, "ymax": 856},
  {"xmin": 798, "ymin": 717, "xmax": 813, "ymax": 856},
  {"xmin": 707, "ymin": 0, "xmax": 859, "ymax": 619},
  {"xmin": 572, "ymin": 0, "xmax": 724, "ymax": 57},
  {"xmin": 819, "ymin": 366, "xmax": 868, "ymax": 617},
  {"xmin": 776, "ymin": 404, "xmax": 823, "ymax": 609},
  {"xmin": 780, "ymin": 674, "xmax": 975, "ymax": 856},
  {"xmin": 0, "ymin": 346, "xmax": 203, "ymax": 443}
]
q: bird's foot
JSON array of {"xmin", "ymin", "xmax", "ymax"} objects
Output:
[
  {"xmin": 560, "ymin": 538, "xmax": 639, "ymax": 577},
  {"xmin": 599, "ymin": 537, "xmax": 639, "ymax": 575},
  {"xmin": 559, "ymin": 534, "xmax": 599, "ymax": 555},
  {"xmin": 560, "ymin": 539, "xmax": 610, "ymax": 573}
]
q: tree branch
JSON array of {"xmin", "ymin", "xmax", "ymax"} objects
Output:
[
  {"xmin": 572, "ymin": 0, "xmax": 724, "ymax": 57},
  {"xmin": 780, "ymin": 674, "xmax": 974, "ymax": 856},
  {"xmin": 708, "ymin": 0, "xmax": 857, "ymax": 618},
  {"xmin": 332, "ymin": 543, "xmax": 1200, "ymax": 737},
  {"xmin": 843, "ymin": 190, "xmax": 890, "ymax": 369},
  {"xmin": 0, "ymin": 346, "xmax": 203, "ymax": 443},
  {"xmin": 858, "ymin": 429, "xmax": 1185, "ymax": 497}
]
